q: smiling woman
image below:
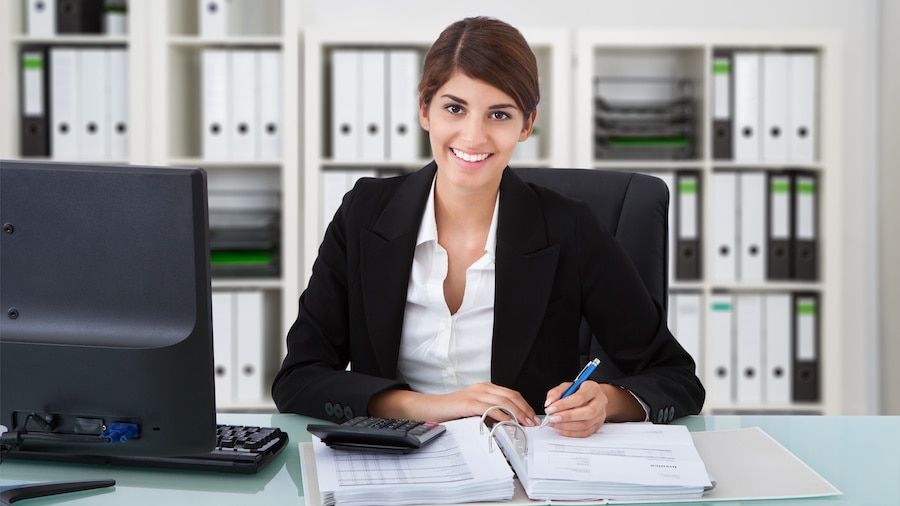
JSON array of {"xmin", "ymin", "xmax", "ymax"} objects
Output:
[{"xmin": 272, "ymin": 17, "xmax": 705, "ymax": 437}]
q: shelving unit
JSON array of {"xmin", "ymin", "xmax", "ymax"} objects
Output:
[
  {"xmin": 576, "ymin": 29, "xmax": 843, "ymax": 415},
  {"xmin": 1, "ymin": 3, "xmax": 858, "ymax": 415}
]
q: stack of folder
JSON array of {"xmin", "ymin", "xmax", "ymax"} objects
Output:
[
  {"xmin": 208, "ymin": 190, "xmax": 281, "ymax": 278},
  {"xmin": 593, "ymin": 78, "xmax": 696, "ymax": 160}
]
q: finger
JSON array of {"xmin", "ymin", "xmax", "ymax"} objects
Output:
[{"xmin": 543, "ymin": 382, "xmax": 573, "ymax": 409}]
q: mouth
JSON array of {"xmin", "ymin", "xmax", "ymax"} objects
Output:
[{"xmin": 451, "ymin": 148, "xmax": 492, "ymax": 163}]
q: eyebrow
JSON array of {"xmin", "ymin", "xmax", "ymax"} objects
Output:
[{"xmin": 441, "ymin": 94, "xmax": 518, "ymax": 110}]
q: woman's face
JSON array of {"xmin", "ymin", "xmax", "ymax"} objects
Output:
[{"xmin": 420, "ymin": 72, "xmax": 535, "ymax": 196}]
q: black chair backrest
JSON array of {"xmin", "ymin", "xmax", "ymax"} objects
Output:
[{"xmin": 514, "ymin": 168, "xmax": 670, "ymax": 380}]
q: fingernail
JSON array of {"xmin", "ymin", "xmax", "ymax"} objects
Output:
[
  {"xmin": 547, "ymin": 415, "xmax": 562, "ymax": 424},
  {"xmin": 544, "ymin": 406, "xmax": 557, "ymax": 415},
  {"xmin": 533, "ymin": 416, "xmax": 542, "ymax": 426}
]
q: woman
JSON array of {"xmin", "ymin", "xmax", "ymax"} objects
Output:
[{"xmin": 272, "ymin": 16, "xmax": 704, "ymax": 437}]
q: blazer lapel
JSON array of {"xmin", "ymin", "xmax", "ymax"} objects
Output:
[
  {"xmin": 359, "ymin": 163, "xmax": 436, "ymax": 377},
  {"xmin": 492, "ymin": 169, "xmax": 560, "ymax": 387}
]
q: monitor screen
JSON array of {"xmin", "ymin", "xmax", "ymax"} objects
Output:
[{"xmin": 0, "ymin": 159, "xmax": 216, "ymax": 458}]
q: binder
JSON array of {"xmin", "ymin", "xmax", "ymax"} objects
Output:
[
  {"xmin": 732, "ymin": 52, "xmax": 761, "ymax": 162},
  {"xmin": 56, "ymin": 0, "xmax": 103, "ymax": 34},
  {"xmin": 360, "ymin": 50, "xmax": 387, "ymax": 160},
  {"xmin": 766, "ymin": 173, "xmax": 793, "ymax": 280},
  {"xmin": 26, "ymin": 0, "xmax": 55, "ymax": 36},
  {"xmin": 670, "ymin": 292, "xmax": 702, "ymax": 369},
  {"xmin": 229, "ymin": 50, "xmax": 258, "ymax": 159},
  {"xmin": 321, "ymin": 170, "xmax": 349, "ymax": 238},
  {"xmin": 734, "ymin": 293, "xmax": 763, "ymax": 404},
  {"xmin": 106, "ymin": 48, "xmax": 128, "ymax": 160},
  {"xmin": 787, "ymin": 53, "xmax": 818, "ymax": 163},
  {"xmin": 793, "ymin": 173, "xmax": 818, "ymax": 281},
  {"xmin": 761, "ymin": 53, "xmax": 789, "ymax": 162},
  {"xmin": 654, "ymin": 171, "xmax": 677, "ymax": 286},
  {"xmin": 705, "ymin": 293, "xmax": 734, "ymax": 405},
  {"xmin": 737, "ymin": 171, "xmax": 766, "ymax": 282},
  {"xmin": 330, "ymin": 50, "xmax": 361, "ymax": 160},
  {"xmin": 201, "ymin": 49, "xmax": 230, "ymax": 159},
  {"xmin": 19, "ymin": 46, "xmax": 50, "ymax": 157},
  {"xmin": 763, "ymin": 293, "xmax": 792, "ymax": 404},
  {"xmin": 792, "ymin": 294, "xmax": 820, "ymax": 402},
  {"xmin": 50, "ymin": 47, "xmax": 80, "ymax": 159},
  {"xmin": 78, "ymin": 48, "xmax": 107, "ymax": 159},
  {"xmin": 199, "ymin": 0, "xmax": 230, "ymax": 38},
  {"xmin": 212, "ymin": 291, "xmax": 235, "ymax": 405},
  {"xmin": 235, "ymin": 290, "xmax": 269, "ymax": 404},
  {"xmin": 103, "ymin": 0, "xmax": 127, "ymax": 35},
  {"xmin": 257, "ymin": 49, "xmax": 282, "ymax": 160},
  {"xmin": 387, "ymin": 49, "xmax": 421, "ymax": 160},
  {"xmin": 711, "ymin": 50, "xmax": 733, "ymax": 160},
  {"xmin": 711, "ymin": 171, "xmax": 737, "ymax": 283},
  {"xmin": 675, "ymin": 172, "xmax": 701, "ymax": 280}
]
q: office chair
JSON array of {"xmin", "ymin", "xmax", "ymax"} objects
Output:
[{"xmin": 514, "ymin": 168, "xmax": 670, "ymax": 381}]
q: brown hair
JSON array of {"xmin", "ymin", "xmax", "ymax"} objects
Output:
[{"xmin": 419, "ymin": 17, "xmax": 540, "ymax": 118}]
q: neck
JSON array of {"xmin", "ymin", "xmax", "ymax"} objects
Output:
[{"xmin": 433, "ymin": 174, "xmax": 499, "ymax": 232}]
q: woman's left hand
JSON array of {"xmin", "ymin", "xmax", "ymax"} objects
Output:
[{"xmin": 542, "ymin": 381, "xmax": 646, "ymax": 437}]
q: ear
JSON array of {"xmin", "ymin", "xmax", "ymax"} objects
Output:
[
  {"xmin": 418, "ymin": 101, "xmax": 430, "ymax": 131},
  {"xmin": 518, "ymin": 111, "xmax": 537, "ymax": 142}
]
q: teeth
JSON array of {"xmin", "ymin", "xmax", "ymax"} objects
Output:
[{"xmin": 452, "ymin": 148, "xmax": 490, "ymax": 163}]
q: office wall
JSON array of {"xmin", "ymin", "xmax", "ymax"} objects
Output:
[
  {"xmin": 879, "ymin": 0, "xmax": 900, "ymax": 415},
  {"xmin": 301, "ymin": 0, "xmax": 883, "ymax": 414}
]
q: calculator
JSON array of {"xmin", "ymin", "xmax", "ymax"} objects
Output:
[{"xmin": 306, "ymin": 416, "xmax": 447, "ymax": 453}]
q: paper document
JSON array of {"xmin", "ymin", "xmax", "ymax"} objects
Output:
[{"xmin": 308, "ymin": 417, "xmax": 513, "ymax": 505}]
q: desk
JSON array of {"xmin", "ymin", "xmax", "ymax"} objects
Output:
[{"xmin": 1, "ymin": 414, "xmax": 898, "ymax": 505}]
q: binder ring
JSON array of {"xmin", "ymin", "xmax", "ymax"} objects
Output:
[
  {"xmin": 489, "ymin": 420, "xmax": 528, "ymax": 455},
  {"xmin": 480, "ymin": 405, "xmax": 520, "ymax": 435}
]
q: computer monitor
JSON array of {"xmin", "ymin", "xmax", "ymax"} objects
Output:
[{"xmin": 0, "ymin": 160, "xmax": 217, "ymax": 463}]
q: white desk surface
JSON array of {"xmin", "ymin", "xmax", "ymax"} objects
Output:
[{"xmin": 1, "ymin": 413, "xmax": 898, "ymax": 505}]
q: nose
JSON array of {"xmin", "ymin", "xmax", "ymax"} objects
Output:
[{"xmin": 460, "ymin": 116, "xmax": 487, "ymax": 146}]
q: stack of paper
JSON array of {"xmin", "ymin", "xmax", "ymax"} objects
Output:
[
  {"xmin": 306, "ymin": 417, "xmax": 513, "ymax": 506},
  {"xmin": 494, "ymin": 422, "xmax": 712, "ymax": 501}
]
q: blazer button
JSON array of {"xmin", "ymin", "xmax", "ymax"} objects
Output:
[
  {"xmin": 667, "ymin": 406, "xmax": 675, "ymax": 422},
  {"xmin": 333, "ymin": 403, "xmax": 342, "ymax": 419},
  {"xmin": 343, "ymin": 406, "xmax": 354, "ymax": 420},
  {"xmin": 657, "ymin": 408, "xmax": 664, "ymax": 422},
  {"xmin": 325, "ymin": 402, "xmax": 334, "ymax": 417}
]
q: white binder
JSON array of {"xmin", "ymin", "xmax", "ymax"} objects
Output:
[
  {"xmin": 199, "ymin": 0, "xmax": 230, "ymax": 38},
  {"xmin": 212, "ymin": 291, "xmax": 235, "ymax": 405},
  {"xmin": 734, "ymin": 293, "xmax": 763, "ymax": 404},
  {"xmin": 387, "ymin": 49, "xmax": 421, "ymax": 161},
  {"xmin": 78, "ymin": 49, "xmax": 108, "ymax": 160},
  {"xmin": 670, "ymin": 292, "xmax": 702, "ymax": 369},
  {"xmin": 50, "ymin": 47, "xmax": 80, "ymax": 159},
  {"xmin": 360, "ymin": 50, "xmax": 387, "ymax": 160},
  {"xmin": 106, "ymin": 48, "xmax": 128, "ymax": 160},
  {"xmin": 705, "ymin": 293, "xmax": 734, "ymax": 405},
  {"xmin": 229, "ymin": 50, "xmax": 258, "ymax": 159},
  {"xmin": 257, "ymin": 49, "xmax": 282, "ymax": 160},
  {"xmin": 321, "ymin": 170, "xmax": 349, "ymax": 239},
  {"xmin": 763, "ymin": 293, "xmax": 792, "ymax": 404},
  {"xmin": 761, "ymin": 53, "xmax": 789, "ymax": 162},
  {"xmin": 331, "ymin": 50, "xmax": 360, "ymax": 160},
  {"xmin": 235, "ymin": 290, "xmax": 266, "ymax": 404},
  {"xmin": 711, "ymin": 172, "xmax": 737, "ymax": 283},
  {"xmin": 733, "ymin": 52, "xmax": 761, "ymax": 162},
  {"xmin": 26, "ymin": 0, "xmax": 55, "ymax": 36},
  {"xmin": 201, "ymin": 49, "xmax": 230, "ymax": 159},
  {"xmin": 787, "ymin": 53, "xmax": 818, "ymax": 163},
  {"xmin": 738, "ymin": 171, "xmax": 766, "ymax": 282}
]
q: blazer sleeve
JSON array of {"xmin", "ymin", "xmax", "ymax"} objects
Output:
[
  {"xmin": 271, "ymin": 185, "xmax": 408, "ymax": 423},
  {"xmin": 574, "ymin": 203, "xmax": 705, "ymax": 423}
]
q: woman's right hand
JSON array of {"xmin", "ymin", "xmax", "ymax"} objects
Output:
[{"xmin": 368, "ymin": 382, "xmax": 540, "ymax": 426}]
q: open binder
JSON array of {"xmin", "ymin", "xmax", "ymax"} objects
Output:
[{"xmin": 300, "ymin": 406, "xmax": 840, "ymax": 506}]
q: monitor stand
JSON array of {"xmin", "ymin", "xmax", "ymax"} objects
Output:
[{"xmin": 0, "ymin": 480, "xmax": 115, "ymax": 505}]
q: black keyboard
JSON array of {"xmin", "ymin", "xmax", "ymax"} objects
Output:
[
  {"xmin": 7, "ymin": 424, "xmax": 289, "ymax": 474},
  {"xmin": 307, "ymin": 416, "xmax": 446, "ymax": 453}
]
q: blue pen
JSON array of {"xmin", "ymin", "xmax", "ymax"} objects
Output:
[{"xmin": 540, "ymin": 358, "xmax": 601, "ymax": 428}]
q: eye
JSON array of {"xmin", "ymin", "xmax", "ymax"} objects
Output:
[
  {"xmin": 490, "ymin": 110, "xmax": 512, "ymax": 120},
  {"xmin": 444, "ymin": 104, "xmax": 464, "ymax": 115}
]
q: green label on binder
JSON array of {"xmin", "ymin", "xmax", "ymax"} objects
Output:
[
  {"xmin": 771, "ymin": 181, "xmax": 790, "ymax": 193},
  {"xmin": 797, "ymin": 301, "xmax": 817, "ymax": 314},
  {"xmin": 796, "ymin": 181, "xmax": 816, "ymax": 194},
  {"xmin": 679, "ymin": 179, "xmax": 698, "ymax": 194},
  {"xmin": 22, "ymin": 56, "xmax": 43, "ymax": 70},
  {"xmin": 713, "ymin": 61, "xmax": 730, "ymax": 74},
  {"xmin": 210, "ymin": 251, "xmax": 273, "ymax": 265},
  {"xmin": 711, "ymin": 302, "xmax": 732, "ymax": 311}
]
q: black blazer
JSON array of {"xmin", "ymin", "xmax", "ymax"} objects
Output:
[{"xmin": 272, "ymin": 162, "xmax": 704, "ymax": 424}]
